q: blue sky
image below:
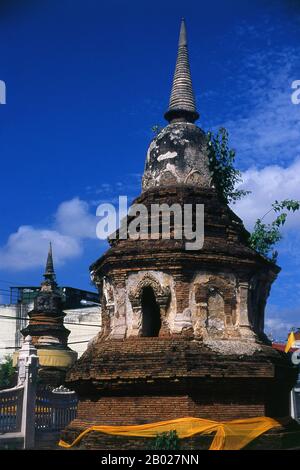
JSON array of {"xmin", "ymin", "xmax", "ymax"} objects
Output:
[{"xmin": 0, "ymin": 0, "xmax": 300, "ymax": 340}]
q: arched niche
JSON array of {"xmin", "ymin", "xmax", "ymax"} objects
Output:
[
  {"xmin": 129, "ymin": 274, "xmax": 171, "ymax": 336},
  {"xmin": 141, "ymin": 286, "xmax": 161, "ymax": 337},
  {"xmin": 194, "ymin": 277, "xmax": 236, "ymax": 333}
]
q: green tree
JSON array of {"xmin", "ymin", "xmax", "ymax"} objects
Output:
[
  {"xmin": 151, "ymin": 125, "xmax": 163, "ymax": 136},
  {"xmin": 249, "ymin": 199, "xmax": 300, "ymax": 263},
  {"xmin": 151, "ymin": 430, "xmax": 180, "ymax": 450},
  {"xmin": 207, "ymin": 129, "xmax": 300, "ymax": 262},
  {"xmin": 207, "ymin": 127, "xmax": 250, "ymax": 204},
  {"xmin": 0, "ymin": 355, "xmax": 15, "ymax": 390}
]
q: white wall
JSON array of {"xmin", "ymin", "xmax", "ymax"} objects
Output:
[
  {"xmin": 64, "ymin": 307, "xmax": 101, "ymax": 358},
  {"xmin": 0, "ymin": 305, "xmax": 18, "ymax": 363}
]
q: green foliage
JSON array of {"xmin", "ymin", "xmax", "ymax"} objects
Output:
[
  {"xmin": 207, "ymin": 128, "xmax": 251, "ymax": 204},
  {"xmin": 150, "ymin": 123, "xmax": 299, "ymax": 263},
  {"xmin": 249, "ymin": 220, "xmax": 281, "ymax": 263},
  {"xmin": 206, "ymin": 128, "xmax": 300, "ymax": 262},
  {"xmin": 151, "ymin": 430, "xmax": 180, "ymax": 450},
  {"xmin": 272, "ymin": 199, "xmax": 300, "ymax": 214},
  {"xmin": 0, "ymin": 355, "xmax": 15, "ymax": 390},
  {"xmin": 151, "ymin": 125, "xmax": 163, "ymax": 136},
  {"xmin": 249, "ymin": 199, "xmax": 300, "ymax": 262}
]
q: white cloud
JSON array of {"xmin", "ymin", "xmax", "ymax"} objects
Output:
[
  {"xmin": 0, "ymin": 197, "xmax": 97, "ymax": 272},
  {"xmin": 55, "ymin": 198, "xmax": 97, "ymax": 239},
  {"xmin": 225, "ymin": 79, "xmax": 300, "ymax": 168},
  {"xmin": 0, "ymin": 177, "xmax": 142, "ymax": 273},
  {"xmin": 2, "ymin": 158, "xmax": 300, "ymax": 273},
  {"xmin": 210, "ymin": 45, "xmax": 300, "ymax": 169},
  {"xmin": 264, "ymin": 317, "xmax": 293, "ymax": 342},
  {"xmin": 232, "ymin": 158, "xmax": 300, "ymax": 231},
  {"xmin": 265, "ymin": 302, "xmax": 300, "ymax": 341},
  {"xmin": 0, "ymin": 226, "xmax": 81, "ymax": 271}
]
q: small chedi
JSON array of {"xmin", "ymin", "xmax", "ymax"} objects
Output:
[
  {"xmin": 62, "ymin": 20, "xmax": 298, "ymax": 449},
  {"xmin": 19, "ymin": 244, "xmax": 77, "ymax": 385}
]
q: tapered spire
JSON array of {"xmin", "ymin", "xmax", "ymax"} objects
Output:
[
  {"xmin": 164, "ymin": 19, "xmax": 199, "ymax": 123},
  {"xmin": 43, "ymin": 242, "xmax": 56, "ymax": 286}
]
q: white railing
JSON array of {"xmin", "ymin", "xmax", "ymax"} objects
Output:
[
  {"xmin": 0, "ymin": 385, "xmax": 24, "ymax": 433},
  {"xmin": 35, "ymin": 387, "xmax": 77, "ymax": 432},
  {"xmin": 0, "ymin": 336, "xmax": 77, "ymax": 449}
]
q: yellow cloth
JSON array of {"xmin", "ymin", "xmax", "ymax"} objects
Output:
[
  {"xmin": 59, "ymin": 416, "xmax": 281, "ymax": 450},
  {"xmin": 285, "ymin": 331, "xmax": 296, "ymax": 353}
]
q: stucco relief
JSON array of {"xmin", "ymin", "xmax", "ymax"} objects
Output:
[
  {"xmin": 190, "ymin": 273, "xmax": 238, "ymax": 339},
  {"xmin": 99, "ymin": 277, "xmax": 116, "ymax": 338},
  {"xmin": 236, "ymin": 281, "xmax": 256, "ymax": 341},
  {"xmin": 173, "ymin": 307, "xmax": 193, "ymax": 334},
  {"xmin": 101, "ymin": 271, "xmax": 258, "ymax": 342},
  {"xmin": 142, "ymin": 122, "xmax": 212, "ymax": 192},
  {"xmin": 103, "ymin": 277, "xmax": 115, "ymax": 307},
  {"xmin": 109, "ymin": 287, "xmax": 127, "ymax": 339},
  {"xmin": 159, "ymin": 170, "xmax": 178, "ymax": 186},
  {"xmin": 207, "ymin": 291, "xmax": 225, "ymax": 333},
  {"xmin": 184, "ymin": 170, "xmax": 207, "ymax": 186}
]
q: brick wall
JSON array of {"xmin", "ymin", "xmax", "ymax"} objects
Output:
[
  {"xmin": 61, "ymin": 393, "xmax": 267, "ymax": 450},
  {"xmin": 73, "ymin": 394, "xmax": 265, "ymax": 428}
]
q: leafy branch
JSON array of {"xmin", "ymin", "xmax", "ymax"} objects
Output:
[
  {"xmin": 207, "ymin": 128, "xmax": 251, "ymax": 204},
  {"xmin": 151, "ymin": 125, "xmax": 163, "ymax": 136},
  {"xmin": 150, "ymin": 125, "xmax": 299, "ymax": 263},
  {"xmin": 151, "ymin": 430, "xmax": 180, "ymax": 450},
  {"xmin": 249, "ymin": 199, "xmax": 300, "ymax": 262},
  {"xmin": 207, "ymin": 129, "xmax": 300, "ymax": 262},
  {"xmin": 0, "ymin": 355, "xmax": 15, "ymax": 390}
]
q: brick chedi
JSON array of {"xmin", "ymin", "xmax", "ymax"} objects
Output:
[
  {"xmin": 20, "ymin": 244, "xmax": 77, "ymax": 385},
  {"xmin": 62, "ymin": 20, "xmax": 298, "ymax": 449}
]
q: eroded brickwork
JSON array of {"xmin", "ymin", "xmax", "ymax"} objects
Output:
[{"xmin": 62, "ymin": 21, "xmax": 299, "ymax": 449}]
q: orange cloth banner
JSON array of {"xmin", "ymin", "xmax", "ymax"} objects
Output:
[
  {"xmin": 59, "ymin": 416, "xmax": 281, "ymax": 450},
  {"xmin": 285, "ymin": 331, "xmax": 296, "ymax": 353}
]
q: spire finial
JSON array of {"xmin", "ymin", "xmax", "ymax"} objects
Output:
[
  {"xmin": 178, "ymin": 18, "xmax": 187, "ymax": 46},
  {"xmin": 164, "ymin": 19, "xmax": 199, "ymax": 124},
  {"xmin": 43, "ymin": 242, "xmax": 56, "ymax": 286}
]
